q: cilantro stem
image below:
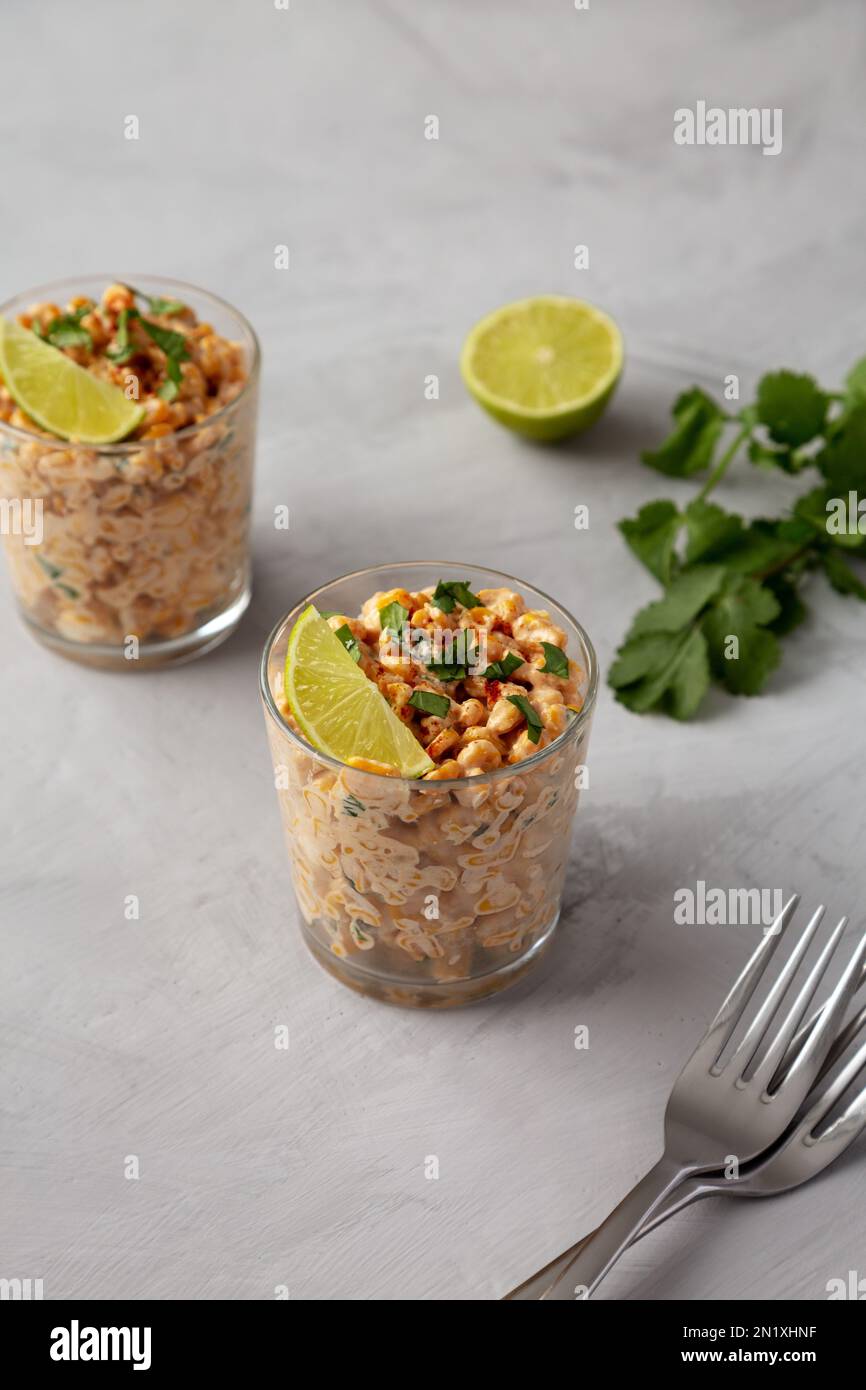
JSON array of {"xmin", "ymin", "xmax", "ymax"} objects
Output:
[
  {"xmin": 752, "ymin": 542, "xmax": 813, "ymax": 584},
  {"xmin": 695, "ymin": 424, "xmax": 750, "ymax": 503}
]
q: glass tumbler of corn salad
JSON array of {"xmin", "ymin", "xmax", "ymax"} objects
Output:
[
  {"xmin": 0, "ymin": 275, "xmax": 260, "ymax": 668},
  {"xmin": 261, "ymin": 563, "xmax": 597, "ymax": 1008}
]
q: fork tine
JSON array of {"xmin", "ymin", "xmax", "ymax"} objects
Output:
[
  {"xmin": 780, "ymin": 929, "xmax": 866, "ymax": 1097},
  {"xmin": 697, "ymin": 893, "xmax": 799, "ymax": 1070},
  {"xmin": 770, "ymin": 961, "xmax": 866, "ymax": 1091},
  {"xmin": 814, "ymin": 1001, "xmax": 866, "ymax": 1088},
  {"xmin": 785, "ymin": 1006, "xmax": 866, "ymax": 1144},
  {"xmin": 722, "ymin": 904, "xmax": 825, "ymax": 1081},
  {"xmin": 752, "ymin": 914, "xmax": 846, "ymax": 1088},
  {"xmin": 811, "ymin": 1028, "xmax": 866, "ymax": 1134}
]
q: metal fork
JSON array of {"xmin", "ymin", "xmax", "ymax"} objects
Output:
[
  {"xmin": 534, "ymin": 896, "xmax": 866, "ymax": 1299},
  {"xmin": 505, "ymin": 994, "xmax": 866, "ymax": 1299}
]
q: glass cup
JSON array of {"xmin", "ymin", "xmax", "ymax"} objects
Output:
[
  {"xmin": 0, "ymin": 275, "xmax": 260, "ymax": 668},
  {"xmin": 261, "ymin": 563, "xmax": 597, "ymax": 1008}
]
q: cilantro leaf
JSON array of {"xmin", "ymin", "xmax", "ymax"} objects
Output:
[
  {"xmin": 641, "ymin": 388, "xmax": 725, "ymax": 477},
  {"xmin": 432, "ymin": 579, "xmax": 480, "ymax": 612},
  {"xmin": 126, "ymin": 284, "xmax": 185, "ymax": 316},
  {"xmin": 334, "ymin": 623, "xmax": 361, "ymax": 662},
  {"xmin": 539, "ymin": 642, "xmax": 569, "ymax": 678},
  {"xmin": 618, "ymin": 500, "xmax": 683, "ymax": 582},
  {"xmin": 843, "ymin": 357, "xmax": 866, "ymax": 412},
  {"xmin": 378, "ymin": 600, "xmax": 409, "ymax": 634},
  {"xmin": 426, "ymin": 663, "xmax": 467, "ymax": 680},
  {"xmin": 701, "ymin": 576, "xmax": 781, "ymax": 695},
  {"xmin": 610, "ymin": 627, "xmax": 711, "ymax": 720},
  {"xmin": 625, "ymin": 565, "xmax": 726, "ymax": 640},
  {"xmin": 105, "ymin": 307, "xmax": 137, "ymax": 364},
  {"xmin": 423, "ymin": 630, "xmax": 479, "ymax": 680},
  {"xmin": 763, "ymin": 575, "xmax": 807, "ymax": 635},
  {"xmin": 795, "ymin": 485, "xmax": 865, "ymax": 552},
  {"xmin": 683, "ymin": 499, "xmax": 745, "ymax": 564},
  {"xmin": 818, "ymin": 402, "xmax": 866, "ymax": 493},
  {"xmin": 718, "ymin": 519, "xmax": 814, "ymax": 575},
  {"xmin": 137, "ymin": 316, "xmax": 190, "ymax": 402},
  {"xmin": 482, "ymin": 652, "xmax": 523, "ymax": 680},
  {"xmin": 431, "ymin": 583, "xmax": 455, "ymax": 613},
  {"xmin": 822, "ymin": 549, "xmax": 866, "ymax": 600},
  {"xmin": 756, "ymin": 370, "xmax": 827, "ymax": 447},
  {"xmin": 36, "ymin": 302, "xmax": 94, "ymax": 351},
  {"xmin": 506, "ymin": 694, "xmax": 543, "ymax": 743},
  {"xmin": 408, "ymin": 690, "xmax": 451, "ymax": 718}
]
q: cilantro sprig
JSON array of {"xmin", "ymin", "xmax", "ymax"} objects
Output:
[{"xmin": 612, "ymin": 362, "xmax": 866, "ymax": 719}]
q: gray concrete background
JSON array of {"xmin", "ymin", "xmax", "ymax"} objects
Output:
[{"xmin": 2, "ymin": 0, "xmax": 865, "ymax": 1299}]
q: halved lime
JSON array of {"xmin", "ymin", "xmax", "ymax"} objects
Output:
[
  {"xmin": 0, "ymin": 315, "xmax": 145, "ymax": 443},
  {"xmin": 460, "ymin": 295, "xmax": 623, "ymax": 441},
  {"xmin": 285, "ymin": 606, "xmax": 434, "ymax": 778}
]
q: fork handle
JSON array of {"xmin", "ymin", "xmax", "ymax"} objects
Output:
[
  {"xmin": 542, "ymin": 1156, "xmax": 686, "ymax": 1299},
  {"xmin": 504, "ymin": 1174, "xmax": 709, "ymax": 1299}
]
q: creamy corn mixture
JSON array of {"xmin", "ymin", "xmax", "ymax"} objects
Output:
[
  {"xmin": 282, "ymin": 582, "xmax": 585, "ymax": 779},
  {"xmin": 266, "ymin": 581, "xmax": 591, "ymax": 1004},
  {"xmin": 0, "ymin": 283, "xmax": 246, "ymax": 439},
  {"xmin": 0, "ymin": 284, "xmax": 256, "ymax": 647}
]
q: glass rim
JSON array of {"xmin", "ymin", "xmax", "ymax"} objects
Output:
[
  {"xmin": 259, "ymin": 560, "xmax": 598, "ymax": 788},
  {"xmin": 0, "ymin": 273, "xmax": 261, "ymax": 454}
]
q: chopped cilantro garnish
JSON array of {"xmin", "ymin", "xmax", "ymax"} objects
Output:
[
  {"xmin": 33, "ymin": 303, "xmax": 94, "ymax": 351},
  {"xmin": 125, "ymin": 285, "xmax": 185, "ymax": 316},
  {"xmin": 539, "ymin": 642, "xmax": 569, "ymax": 678},
  {"xmin": 35, "ymin": 554, "xmax": 78, "ymax": 598},
  {"xmin": 36, "ymin": 554, "xmax": 63, "ymax": 580},
  {"xmin": 105, "ymin": 307, "xmax": 190, "ymax": 398},
  {"xmin": 106, "ymin": 307, "xmax": 136, "ymax": 364},
  {"xmin": 334, "ymin": 623, "xmax": 361, "ymax": 662},
  {"xmin": 426, "ymin": 662, "xmax": 467, "ymax": 680},
  {"xmin": 483, "ymin": 651, "xmax": 523, "ymax": 680},
  {"xmin": 506, "ymin": 694, "xmax": 543, "ymax": 744},
  {"xmin": 137, "ymin": 317, "xmax": 190, "ymax": 401},
  {"xmin": 408, "ymin": 690, "xmax": 451, "ymax": 718},
  {"xmin": 378, "ymin": 600, "xmax": 409, "ymax": 634},
  {"xmin": 432, "ymin": 579, "xmax": 481, "ymax": 612},
  {"xmin": 427, "ymin": 632, "xmax": 481, "ymax": 680}
]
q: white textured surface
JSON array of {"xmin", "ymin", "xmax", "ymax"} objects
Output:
[{"xmin": 2, "ymin": 0, "xmax": 865, "ymax": 1301}]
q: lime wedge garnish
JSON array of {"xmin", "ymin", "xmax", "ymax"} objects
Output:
[
  {"xmin": 0, "ymin": 315, "xmax": 145, "ymax": 443},
  {"xmin": 460, "ymin": 295, "xmax": 623, "ymax": 441},
  {"xmin": 284, "ymin": 606, "xmax": 434, "ymax": 778}
]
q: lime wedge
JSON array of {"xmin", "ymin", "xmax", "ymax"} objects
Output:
[
  {"xmin": 285, "ymin": 606, "xmax": 434, "ymax": 778},
  {"xmin": 460, "ymin": 295, "xmax": 623, "ymax": 441},
  {"xmin": 0, "ymin": 315, "xmax": 145, "ymax": 443}
]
